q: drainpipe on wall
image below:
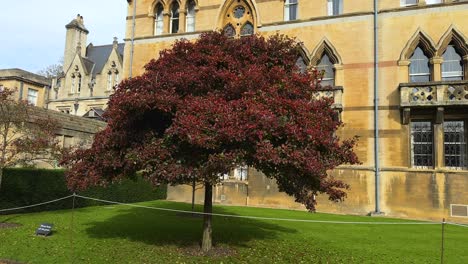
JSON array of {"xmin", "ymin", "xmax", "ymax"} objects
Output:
[
  {"xmin": 129, "ymin": 0, "xmax": 137, "ymax": 78},
  {"xmin": 373, "ymin": 0, "xmax": 382, "ymax": 214}
]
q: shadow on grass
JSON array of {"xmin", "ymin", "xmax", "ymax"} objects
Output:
[{"xmin": 83, "ymin": 202, "xmax": 297, "ymax": 248}]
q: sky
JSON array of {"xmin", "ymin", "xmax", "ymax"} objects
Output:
[{"xmin": 0, "ymin": 0, "xmax": 128, "ymax": 74}]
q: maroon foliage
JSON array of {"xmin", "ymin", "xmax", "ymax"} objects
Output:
[{"xmin": 62, "ymin": 32, "xmax": 359, "ymax": 210}]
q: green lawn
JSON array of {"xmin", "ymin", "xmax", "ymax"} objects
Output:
[{"xmin": 0, "ymin": 200, "xmax": 466, "ymax": 263}]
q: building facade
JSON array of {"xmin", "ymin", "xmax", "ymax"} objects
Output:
[
  {"xmin": 48, "ymin": 15, "xmax": 125, "ymax": 118},
  {"xmin": 0, "ymin": 68, "xmax": 51, "ymax": 108},
  {"xmin": 123, "ymin": 0, "xmax": 468, "ymax": 222}
]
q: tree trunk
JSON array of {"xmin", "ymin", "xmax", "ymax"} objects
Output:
[
  {"xmin": 0, "ymin": 167, "xmax": 3, "ymax": 192},
  {"xmin": 201, "ymin": 182, "xmax": 213, "ymax": 252},
  {"xmin": 191, "ymin": 178, "xmax": 196, "ymax": 212}
]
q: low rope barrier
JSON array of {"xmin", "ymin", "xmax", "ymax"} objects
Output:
[
  {"xmin": 1, "ymin": 194, "xmax": 468, "ymax": 227},
  {"xmin": 74, "ymin": 194, "xmax": 440, "ymax": 225},
  {"xmin": 447, "ymin": 222, "xmax": 468, "ymax": 228},
  {"xmin": 0, "ymin": 195, "xmax": 74, "ymax": 212}
]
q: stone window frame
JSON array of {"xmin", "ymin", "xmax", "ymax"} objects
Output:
[
  {"xmin": 443, "ymin": 119, "xmax": 468, "ymax": 169},
  {"xmin": 407, "ymin": 112, "xmax": 468, "ymax": 170},
  {"xmin": 169, "ymin": 1, "xmax": 180, "ymax": 34},
  {"xmin": 26, "ymin": 88, "xmax": 38, "ymax": 106},
  {"xmin": 327, "ymin": 0, "xmax": 343, "ymax": 16},
  {"xmin": 310, "ymin": 38, "xmax": 344, "ymax": 88},
  {"xmin": 218, "ymin": 0, "xmax": 259, "ymax": 38},
  {"xmin": 399, "ymin": 27, "xmax": 468, "ymax": 83}
]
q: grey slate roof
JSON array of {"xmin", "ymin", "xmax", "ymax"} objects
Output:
[{"xmin": 86, "ymin": 43, "xmax": 124, "ymax": 76}]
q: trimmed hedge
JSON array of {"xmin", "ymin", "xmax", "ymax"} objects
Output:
[{"xmin": 0, "ymin": 168, "xmax": 167, "ymax": 214}]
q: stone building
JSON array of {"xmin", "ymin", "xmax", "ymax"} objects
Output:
[
  {"xmin": 47, "ymin": 15, "xmax": 125, "ymax": 118},
  {"xmin": 0, "ymin": 68, "xmax": 51, "ymax": 108},
  {"xmin": 122, "ymin": 0, "xmax": 468, "ymax": 222}
]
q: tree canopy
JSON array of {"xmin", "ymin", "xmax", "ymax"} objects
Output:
[
  {"xmin": 0, "ymin": 88, "xmax": 60, "ymax": 189},
  {"xmin": 62, "ymin": 32, "xmax": 359, "ymax": 251}
]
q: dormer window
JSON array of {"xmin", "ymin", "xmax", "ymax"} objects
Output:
[
  {"xmin": 107, "ymin": 71, "xmax": 112, "ymax": 91},
  {"xmin": 71, "ymin": 74, "xmax": 76, "ymax": 93},
  {"xmin": 77, "ymin": 73, "xmax": 82, "ymax": 93}
]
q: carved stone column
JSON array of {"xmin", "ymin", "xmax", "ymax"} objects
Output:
[
  {"xmin": 430, "ymin": 56, "xmax": 443, "ymax": 82},
  {"xmin": 163, "ymin": 12, "xmax": 170, "ymax": 34},
  {"xmin": 179, "ymin": 10, "xmax": 186, "ymax": 33}
]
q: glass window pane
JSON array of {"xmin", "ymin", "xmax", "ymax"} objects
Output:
[
  {"xmin": 155, "ymin": 4, "xmax": 164, "ymax": 35},
  {"xmin": 409, "ymin": 47, "xmax": 431, "ymax": 82},
  {"xmin": 296, "ymin": 57, "xmax": 307, "ymax": 73},
  {"xmin": 411, "ymin": 121, "xmax": 433, "ymax": 167},
  {"xmin": 316, "ymin": 54, "xmax": 334, "ymax": 86},
  {"xmin": 171, "ymin": 3, "xmax": 179, "ymax": 34},
  {"xmin": 442, "ymin": 45, "xmax": 463, "ymax": 81},
  {"xmin": 444, "ymin": 121, "xmax": 467, "ymax": 168},
  {"xmin": 186, "ymin": 1, "xmax": 196, "ymax": 32},
  {"xmin": 240, "ymin": 22, "xmax": 254, "ymax": 36}
]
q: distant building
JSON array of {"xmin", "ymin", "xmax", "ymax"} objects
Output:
[
  {"xmin": 48, "ymin": 15, "xmax": 124, "ymax": 118},
  {"xmin": 0, "ymin": 68, "xmax": 51, "ymax": 108}
]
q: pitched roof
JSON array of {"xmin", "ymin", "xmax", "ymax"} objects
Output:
[{"xmin": 86, "ymin": 43, "xmax": 124, "ymax": 76}]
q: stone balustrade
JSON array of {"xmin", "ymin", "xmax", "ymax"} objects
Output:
[
  {"xmin": 400, "ymin": 80, "xmax": 468, "ymax": 107},
  {"xmin": 312, "ymin": 86, "xmax": 343, "ymax": 110}
]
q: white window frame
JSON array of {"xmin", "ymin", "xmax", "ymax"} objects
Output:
[
  {"xmin": 328, "ymin": 0, "xmax": 343, "ymax": 16},
  {"xmin": 70, "ymin": 74, "xmax": 76, "ymax": 93},
  {"xmin": 234, "ymin": 166, "xmax": 248, "ymax": 181},
  {"xmin": 169, "ymin": 3, "xmax": 180, "ymax": 34},
  {"xmin": 27, "ymin": 88, "xmax": 38, "ymax": 106},
  {"xmin": 186, "ymin": 0, "xmax": 196, "ymax": 32},
  {"xmin": 426, "ymin": 0, "xmax": 442, "ymax": 5},
  {"xmin": 284, "ymin": 0, "xmax": 298, "ymax": 21},
  {"xmin": 107, "ymin": 72, "xmax": 112, "ymax": 91},
  {"xmin": 400, "ymin": 0, "xmax": 418, "ymax": 7},
  {"xmin": 154, "ymin": 4, "xmax": 164, "ymax": 36}
]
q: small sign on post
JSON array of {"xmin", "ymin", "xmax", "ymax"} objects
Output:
[{"xmin": 36, "ymin": 223, "xmax": 54, "ymax": 236}]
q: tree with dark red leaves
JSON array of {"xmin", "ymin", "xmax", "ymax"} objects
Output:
[
  {"xmin": 0, "ymin": 88, "xmax": 60, "ymax": 191},
  {"xmin": 61, "ymin": 32, "xmax": 359, "ymax": 252}
]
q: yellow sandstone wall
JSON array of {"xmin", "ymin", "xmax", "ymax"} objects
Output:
[{"xmin": 130, "ymin": 1, "xmax": 468, "ymax": 223}]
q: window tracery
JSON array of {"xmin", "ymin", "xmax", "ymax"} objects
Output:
[{"xmin": 221, "ymin": 0, "xmax": 255, "ymax": 38}]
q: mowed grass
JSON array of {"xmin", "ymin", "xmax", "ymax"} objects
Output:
[{"xmin": 0, "ymin": 200, "xmax": 467, "ymax": 263}]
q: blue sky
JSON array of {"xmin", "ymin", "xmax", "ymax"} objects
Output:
[{"xmin": 0, "ymin": 0, "xmax": 127, "ymax": 73}]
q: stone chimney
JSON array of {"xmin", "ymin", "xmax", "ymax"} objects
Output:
[{"xmin": 63, "ymin": 14, "xmax": 89, "ymax": 71}]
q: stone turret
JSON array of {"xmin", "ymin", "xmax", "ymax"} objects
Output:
[{"xmin": 63, "ymin": 14, "xmax": 89, "ymax": 71}]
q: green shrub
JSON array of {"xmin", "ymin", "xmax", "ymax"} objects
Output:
[{"xmin": 0, "ymin": 168, "xmax": 166, "ymax": 214}]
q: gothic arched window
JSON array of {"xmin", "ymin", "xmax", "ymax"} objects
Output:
[
  {"xmin": 154, "ymin": 3, "xmax": 164, "ymax": 35},
  {"xmin": 170, "ymin": 2, "xmax": 180, "ymax": 34},
  {"xmin": 223, "ymin": 24, "xmax": 235, "ymax": 38},
  {"xmin": 240, "ymin": 22, "xmax": 254, "ymax": 37},
  {"xmin": 316, "ymin": 54, "xmax": 334, "ymax": 86},
  {"xmin": 296, "ymin": 56, "xmax": 307, "ymax": 73},
  {"xmin": 409, "ymin": 46, "xmax": 431, "ymax": 82},
  {"xmin": 186, "ymin": 0, "xmax": 196, "ymax": 32},
  {"xmin": 221, "ymin": 0, "xmax": 254, "ymax": 38},
  {"xmin": 442, "ymin": 44, "xmax": 463, "ymax": 81}
]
